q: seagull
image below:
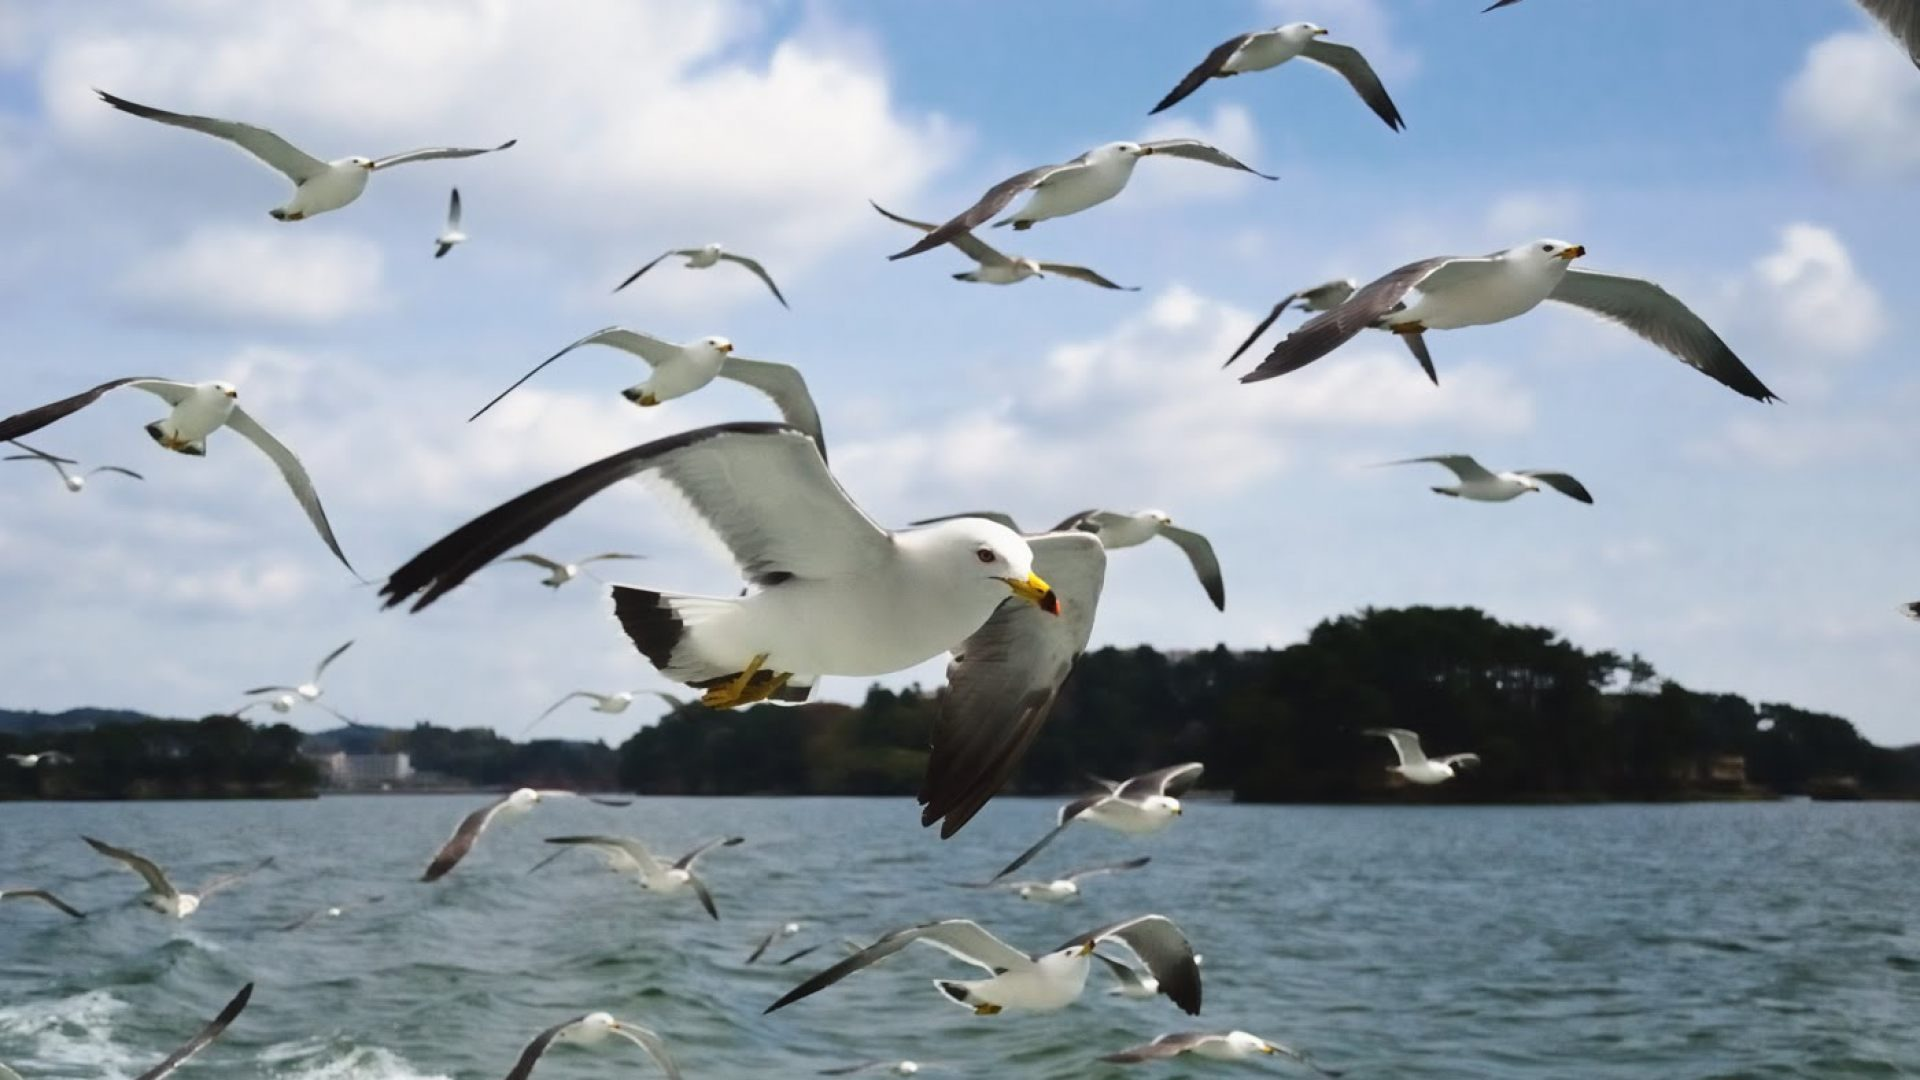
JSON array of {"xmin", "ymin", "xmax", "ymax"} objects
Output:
[
  {"xmin": 96, "ymin": 90, "xmax": 514, "ymax": 222},
  {"xmin": 962, "ymin": 856, "xmax": 1152, "ymax": 902},
  {"xmin": 534, "ymin": 835, "xmax": 745, "ymax": 918},
  {"xmin": 0, "ymin": 888, "xmax": 86, "ymax": 919},
  {"xmin": 993, "ymin": 763, "xmax": 1204, "ymax": 880},
  {"xmin": 766, "ymin": 915, "xmax": 1202, "ymax": 1016},
  {"xmin": 1096, "ymin": 951, "xmax": 1205, "ymax": 999},
  {"xmin": 503, "ymin": 1012, "xmax": 681, "ymax": 1080},
  {"xmin": 494, "ymin": 551, "xmax": 645, "ymax": 589},
  {"xmin": 466, "ymin": 329, "xmax": 827, "ymax": 455},
  {"xmin": 1903, "ymin": 601, "xmax": 1919, "ymax": 621},
  {"xmin": 232, "ymin": 694, "xmax": 362, "ymax": 727},
  {"xmin": 379, "ymin": 422, "xmax": 1108, "ymax": 837},
  {"xmin": 82, "ymin": 836, "xmax": 272, "ymax": 918},
  {"xmin": 777, "ymin": 938, "xmax": 866, "ymax": 966},
  {"xmin": 1222, "ymin": 279, "xmax": 1359, "ymax": 368},
  {"xmin": 243, "ymin": 640, "xmax": 354, "ymax": 705},
  {"xmin": 1364, "ymin": 728, "xmax": 1479, "ymax": 785},
  {"xmin": 6, "ymin": 751, "xmax": 72, "ymax": 767},
  {"xmin": 614, "ymin": 244, "xmax": 789, "ymax": 309},
  {"xmin": 910, "ymin": 508, "xmax": 1222, "ymax": 611},
  {"xmin": 889, "ymin": 140, "xmax": 1275, "ymax": 260},
  {"xmin": 820, "ymin": 1062, "xmax": 949, "ymax": 1076},
  {"xmin": 1101, "ymin": 1031, "xmax": 1343, "ymax": 1075},
  {"xmin": 749, "ymin": 920, "xmax": 805, "ymax": 963},
  {"xmin": 1151, "ymin": 22, "xmax": 1404, "ymax": 131},
  {"xmin": 1238, "ymin": 240, "xmax": 1778, "ymax": 401},
  {"xmin": 525, "ymin": 690, "xmax": 681, "ymax": 735},
  {"xmin": 422, "ymin": 788, "xmax": 545, "ymax": 881},
  {"xmin": 434, "ymin": 188, "xmax": 466, "ymax": 258},
  {"xmin": 279, "ymin": 894, "xmax": 384, "ymax": 932},
  {"xmin": 135, "ymin": 983, "xmax": 253, "ymax": 1080},
  {"xmin": 4, "ymin": 440, "xmax": 143, "ymax": 492},
  {"xmin": 0, "ymin": 377, "xmax": 356, "ymax": 571},
  {"xmin": 869, "ymin": 202, "xmax": 1137, "ymax": 290},
  {"xmin": 1383, "ymin": 455, "xmax": 1593, "ymax": 504}
]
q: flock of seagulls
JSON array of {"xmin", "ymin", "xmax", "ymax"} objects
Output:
[{"xmin": 4, "ymin": 2, "xmax": 1917, "ymax": 1075}]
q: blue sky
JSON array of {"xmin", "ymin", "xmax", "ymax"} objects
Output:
[{"xmin": 0, "ymin": 0, "xmax": 1915, "ymax": 747}]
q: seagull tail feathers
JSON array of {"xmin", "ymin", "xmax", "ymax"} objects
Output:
[
  {"xmin": 610, "ymin": 586, "xmax": 740, "ymax": 686},
  {"xmin": 143, "ymin": 421, "xmax": 204, "ymax": 457}
]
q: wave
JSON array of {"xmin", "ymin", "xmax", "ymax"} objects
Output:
[
  {"xmin": 260, "ymin": 1036, "xmax": 453, "ymax": 1080},
  {"xmin": 0, "ymin": 989, "xmax": 144, "ymax": 1077}
]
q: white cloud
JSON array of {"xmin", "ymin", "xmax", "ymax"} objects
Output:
[
  {"xmin": 1483, "ymin": 190, "xmax": 1583, "ymax": 240},
  {"xmin": 1782, "ymin": 31, "xmax": 1920, "ymax": 179},
  {"xmin": 1748, "ymin": 223, "xmax": 1886, "ymax": 359},
  {"xmin": 115, "ymin": 226, "xmax": 385, "ymax": 325},
  {"xmin": 1687, "ymin": 412, "xmax": 1910, "ymax": 470}
]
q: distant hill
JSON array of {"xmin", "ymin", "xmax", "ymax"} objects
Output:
[
  {"xmin": 301, "ymin": 725, "xmax": 401, "ymax": 754},
  {"xmin": 0, "ymin": 707, "xmax": 180, "ymax": 735}
]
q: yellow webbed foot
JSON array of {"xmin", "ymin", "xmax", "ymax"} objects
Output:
[
  {"xmin": 973, "ymin": 1003, "xmax": 1002, "ymax": 1016},
  {"xmin": 699, "ymin": 654, "xmax": 769, "ymax": 709}
]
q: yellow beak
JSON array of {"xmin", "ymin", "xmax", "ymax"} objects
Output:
[
  {"xmin": 1312, "ymin": 28, "xmax": 1329, "ymax": 35},
  {"xmin": 1002, "ymin": 572, "xmax": 1060, "ymax": 615},
  {"xmin": 1080, "ymin": 941, "xmax": 1097, "ymax": 955},
  {"xmin": 1558, "ymin": 244, "xmax": 1586, "ymax": 260}
]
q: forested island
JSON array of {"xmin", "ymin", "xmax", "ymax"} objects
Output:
[{"xmin": 6, "ymin": 607, "xmax": 1916, "ymax": 802}]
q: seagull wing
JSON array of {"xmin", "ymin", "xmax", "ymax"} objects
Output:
[
  {"xmin": 688, "ymin": 874, "xmax": 722, "ymax": 920},
  {"xmin": 1117, "ymin": 762, "xmax": 1206, "ymax": 800},
  {"xmin": 467, "ymin": 326, "xmax": 682, "ymax": 422},
  {"xmin": 526, "ymin": 692, "xmax": 598, "ymax": 735},
  {"xmin": 718, "ymin": 356, "xmax": 828, "ymax": 459},
  {"xmin": 1242, "ymin": 256, "xmax": 1490, "ymax": 382},
  {"xmin": 382, "ymin": 423, "xmax": 889, "ymax": 612},
  {"xmin": 369, "ymin": 140, "xmax": 516, "ymax": 170},
  {"xmin": 133, "ymin": 983, "xmax": 252, "ymax": 1080},
  {"xmin": 673, "ymin": 835, "xmax": 745, "ymax": 871},
  {"xmin": 920, "ymin": 532, "xmax": 1107, "ymax": 837},
  {"xmin": 1385, "ymin": 454, "xmax": 1498, "ymax": 484},
  {"xmin": 748, "ymin": 927, "xmax": 785, "ymax": 964},
  {"xmin": 765, "ymin": 919, "xmax": 1032, "ymax": 1013},
  {"xmin": 0, "ymin": 378, "xmax": 182, "ymax": 444},
  {"xmin": 579, "ymin": 552, "xmax": 646, "ymax": 566},
  {"xmin": 0, "ymin": 888, "xmax": 86, "ymax": 918},
  {"xmin": 446, "ymin": 187, "xmax": 461, "ymax": 229},
  {"xmin": 501, "ymin": 553, "xmax": 566, "ymax": 572},
  {"xmin": 3, "ymin": 440, "xmax": 79, "ymax": 464},
  {"xmin": 1061, "ymin": 856, "xmax": 1152, "ymax": 883},
  {"xmin": 818, "ymin": 1062, "xmax": 894, "ymax": 1076},
  {"xmin": 96, "ymin": 91, "xmax": 327, "ymax": 182},
  {"xmin": 219, "ymin": 406, "xmax": 353, "ymax": 577},
  {"xmin": 86, "ymin": 465, "xmax": 146, "ymax": 481},
  {"xmin": 1100, "ymin": 1033, "xmax": 1214, "ymax": 1063},
  {"xmin": 1300, "ymin": 40, "xmax": 1406, "ymax": 130},
  {"xmin": 544, "ymin": 835, "xmax": 664, "ymax": 877},
  {"xmin": 1518, "ymin": 470, "xmax": 1594, "ymax": 504},
  {"xmin": 1157, "ymin": 526, "xmax": 1225, "ymax": 611},
  {"xmin": 3, "ymin": 453, "xmax": 73, "ymax": 485},
  {"xmin": 1438, "ymin": 752, "xmax": 1482, "ymax": 770},
  {"xmin": 1064, "ymin": 915, "xmax": 1202, "ymax": 1015},
  {"xmin": 1363, "ymin": 727, "xmax": 1428, "ymax": 766},
  {"xmin": 610, "ymin": 1023, "xmax": 684, "ymax": 1080},
  {"xmin": 990, "ymin": 791, "xmax": 1114, "ymax": 881},
  {"xmin": 612, "ymin": 250, "xmax": 694, "ymax": 293},
  {"xmin": 1092, "ymin": 950, "xmax": 1151, "ymax": 993},
  {"xmin": 888, "ymin": 162, "xmax": 1076, "ymax": 260},
  {"xmin": 716, "ymin": 252, "xmax": 790, "ymax": 309},
  {"xmin": 1150, "ymin": 33, "xmax": 1256, "ymax": 114},
  {"xmin": 1139, "ymin": 138, "xmax": 1277, "ymax": 179},
  {"xmin": 311, "ymin": 640, "xmax": 354, "ymax": 682},
  {"xmin": 421, "ymin": 793, "xmax": 515, "ymax": 881},
  {"xmin": 1857, "ymin": 0, "xmax": 1920, "ymax": 65},
  {"xmin": 197, "ymin": 856, "xmax": 273, "ymax": 899},
  {"xmin": 907, "ymin": 510, "xmax": 1024, "ymax": 531},
  {"xmin": 83, "ymin": 836, "xmax": 177, "ymax": 898},
  {"xmin": 502, "ymin": 1016, "xmax": 590, "ymax": 1080},
  {"xmin": 1549, "ymin": 268, "xmax": 1776, "ymax": 401},
  {"xmin": 1034, "ymin": 261, "xmax": 1139, "ymax": 291}
]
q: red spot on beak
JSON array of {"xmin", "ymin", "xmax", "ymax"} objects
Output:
[{"xmin": 1040, "ymin": 591, "xmax": 1061, "ymax": 616}]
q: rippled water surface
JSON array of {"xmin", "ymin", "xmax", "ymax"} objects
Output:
[{"xmin": 2, "ymin": 796, "xmax": 1918, "ymax": 1079}]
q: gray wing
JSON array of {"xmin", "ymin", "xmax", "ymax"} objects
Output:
[
  {"xmin": 311, "ymin": 640, "xmax": 354, "ymax": 682},
  {"xmin": 613, "ymin": 250, "xmax": 694, "ymax": 293},
  {"xmin": 1438, "ymin": 753, "xmax": 1481, "ymax": 770},
  {"xmin": 819, "ymin": 1063, "xmax": 898, "ymax": 1076},
  {"xmin": 446, "ymin": 187, "xmax": 461, "ymax": 229},
  {"xmin": 1385, "ymin": 454, "xmax": 1498, "ymax": 484},
  {"xmin": 1519, "ymin": 470, "xmax": 1594, "ymax": 504},
  {"xmin": 873, "ymin": 202, "xmax": 1020, "ymax": 268},
  {"xmin": 919, "ymin": 532, "xmax": 1107, "ymax": 837},
  {"xmin": 421, "ymin": 794, "xmax": 511, "ymax": 881},
  {"xmin": 543, "ymin": 834, "xmax": 662, "ymax": 877},
  {"xmin": 197, "ymin": 856, "xmax": 273, "ymax": 899},
  {"xmin": 1065, "ymin": 914, "xmax": 1202, "ymax": 1014},
  {"xmin": 0, "ymin": 377, "xmax": 179, "ymax": 444},
  {"xmin": 3, "ymin": 453, "xmax": 73, "ymax": 485},
  {"xmin": 1300, "ymin": 40, "xmax": 1406, "ymax": 130},
  {"xmin": 1034, "ymin": 261, "xmax": 1139, "ymax": 291},
  {"xmin": 579, "ymin": 552, "xmax": 645, "ymax": 566},
  {"xmin": 1857, "ymin": 0, "xmax": 1920, "ymax": 64},
  {"xmin": 468, "ymin": 326, "xmax": 681, "ymax": 421},
  {"xmin": 765, "ymin": 919, "xmax": 1030, "ymax": 1013},
  {"xmin": 1092, "ymin": 950, "xmax": 1152, "ymax": 993},
  {"xmin": 887, "ymin": 163, "xmax": 1075, "ymax": 260},
  {"xmin": 1139, "ymin": 139, "xmax": 1278, "ymax": 179},
  {"xmin": 673, "ymin": 835, "xmax": 745, "ymax": 871},
  {"xmin": 610, "ymin": 1024, "xmax": 683, "ymax": 1080},
  {"xmin": 1483, "ymin": 0, "xmax": 1526, "ymax": 8},
  {"xmin": 1117, "ymin": 762, "xmax": 1206, "ymax": 801},
  {"xmin": 688, "ymin": 874, "xmax": 722, "ymax": 920},
  {"xmin": 83, "ymin": 836, "xmax": 177, "ymax": 898},
  {"xmin": 1061, "ymin": 855, "xmax": 1152, "ymax": 883},
  {"xmin": 1224, "ymin": 292, "xmax": 1312, "ymax": 364},
  {"xmin": 3, "ymin": 440, "xmax": 78, "ymax": 464},
  {"xmin": 503, "ymin": 1016, "xmax": 588, "ymax": 1080},
  {"xmin": 1363, "ymin": 727, "xmax": 1428, "ymax": 766},
  {"xmin": 1100, "ymin": 1033, "xmax": 1217, "ymax": 1063},
  {"xmin": 990, "ymin": 790, "xmax": 1113, "ymax": 881},
  {"xmin": 86, "ymin": 465, "xmax": 145, "ymax": 481},
  {"xmin": 0, "ymin": 888, "xmax": 86, "ymax": 918},
  {"xmin": 1241, "ymin": 257, "xmax": 1492, "ymax": 382},
  {"xmin": 96, "ymin": 91, "xmax": 326, "ymax": 181},
  {"xmin": 1157, "ymin": 526, "xmax": 1224, "ymax": 611},
  {"xmin": 908, "ymin": 510, "xmax": 1023, "ymax": 532},
  {"xmin": 381, "ymin": 423, "xmax": 890, "ymax": 612},
  {"xmin": 527, "ymin": 692, "xmax": 600, "ymax": 734},
  {"xmin": 224, "ymin": 405, "xmax": 355, "ymax": 575},
  {"xmin": 1150, "ymin": 33, "xmax": 1256, "ymax": 114},
  {"xmin": 1549, "ymin": 269, "xmax": 1777, "ymax": 401},
  {"xmin": 501, "ymin": 552, "xmax": 565, "ymax": 572},
  {"xmin": 747, "ymin": 926, "xmax": 785, "ymax": 964},
  {"xmin": 134, "ymin": 983, "xmax": 252, "ymax": 1080},
  {"xmin": 1904, "ymin": 601, "xmax": 1920, "ymax": 621},
  {"xmin": 718, "ymin": 356, "xmax": 828, "ymax": 459},
  {"xmin": 369, "ymin": 139, "xmax": 516, "ymax": 170},
  {"xmin": 716, "ymin": 252, "xmax": 790, "ymax": 309}
]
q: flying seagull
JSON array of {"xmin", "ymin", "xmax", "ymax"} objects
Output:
[
  {"xmin": 889, "ymin": 140, "xmax": 1275, "ymax": 260},
  {"xmin": 280, "ymin": 894, "xmax": 385, "ymax": 932},
  {"xmin": 0, "ymin": 378, "xmax": 356, "ymax": 571},
  {"xmin": 232, "ymin": 694, "xmax": 362, "ymax": 728},
  {"xmin": 434, "ymin": 188, "xmax": 466, "ymax": 258},
  {"xmin": 0, "ymin": 888, "xmax": 86, "ymax": 919},
  {"xmin": 1903, "ymin": 601, "xmax": 1919, "ymax": 621},
  {"xmin": 6, "ymin": 751, "xmax": 72, "ymax": 768},
  {"xmin": 820, "ymin": 1062, "xmax": 950, "ymax": 1076},
  {"xmin": 495, "ymin": 551, "xmax": 645, "ymax": 589},
  {"xmin": 243, "ymin": 639, "xmax": 354, "ymax": 704},
  {"xmin": 379, "ymin": 422, "xmax": 1107, "ymax": 838},
  {"xmin": 4, "ymin": 440, "xmax": 143, "ymax": 492},
  {"xmin": 870, "ymin": 202, "xmax": 1137, "ymax": 290},
  {"xmin": 96, "ymin": 90, "xmax": 514, "ymax": 222},
  {"xmin": 422, "ymin": 788, "xmax": 545, "ymax": 881},
  {"xmin": 83, "ymin": 836, "xmax": 272, "ymax": 918},
  {"xmin": 910, "ymin": 508, "xmax": 1222, "ymax": 611},
  {"xmin": 1101, "ymin": 1031, "xmax": 1343, "ymax": 1075},
  {"xmin": 1096, "ymin": 951, "xmax": 1206, "ymax": 999},
  {"xmin": 503, "ymin": 1012, "xmax": 681, "ymax": 1080},
  {"xmin": 1151, "ymin": 22, "xmax": 1404, "ymax": 131},
  {"xmin": 962, "ymin": 856, "xmax": 1152, "ymax": 902},
  {"xmin": 1383, "ymin": 455, "xmax": 1593, "ymax": 504},
  {"xmin": 135, "ymin": 983, "xmax": 253, "ymax": 1080},
  {"xmin": 614, "ymin": 244, "xmax": 789, "ymax": 309},
  {"xmin": 749, "ymin": 920, "xmax": 805, "ymax": 963},
  {"xmin": 526, "ymin": 690, "xmax": 684, "ymax": 735},
  {"xmin": 993, "ymin": 763, "xmax": 1204, "ymax": 881},
  {"xmin": 466, "ymin": 328, "xmax": 826, "ymax": 456},
  {"xmin": 535, "ymin": 835, "xmax": 745, "ymax": 919},
  {"xmin": 766, "ymin": 915, "xmax": 1202, "ymax": 1016},
  {"xmin": 1364, "ymin": 728, "xmax": 1479, "ymax": 785},
  {"xmin": 1222, "ymin": 279, "xmax": 1359, "ymax": 368},
  {"xmin": 1238, "ymin": 240, "xmax": 1778, "ymax": 401}
]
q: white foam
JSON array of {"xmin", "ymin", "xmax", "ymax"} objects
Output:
[
  {"xmin": 261, "ymin": 1038, "xmax": 454, "ymax": 1080},
  {"xmin": 0, "ymin": 989, "xmax": 143, "ymax": 1076}
]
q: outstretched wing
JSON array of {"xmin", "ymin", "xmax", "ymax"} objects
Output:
[
  {"xmin": 1100, "ymin": 1033, "xmax": 1213, "ymax": 1063},
  {"xmin": 1149, "ymin": 33, "xmax": 1254, "ymax": 114},
  {"xmin": 1549, "ymin": 268, "xmax": 1777, "ymax": 402},
  {"xmin": 224, "ymin": 406, "xmax": 356, "ymax": 575},
  {"xmin": 613, "ymin": 250, "xmax": 694, "ymax": 294},
  {"xmin": 1241, "ymin": 257, "xmax": 1484, "ymax": 383},
  {"xmin": 83, "ymin": 836, "xmax": 177, "ymax": 898},
  {"xmin": 674, "ymin": 835, "xmax": 745, "ymax": 871},
  {"xmin": 0, "ymin": 888, "xmax": 86, "ymax": 919},
  {"xmin": 1385, "ymin": 454, "xmax": 1497, "ymax": 485},
  {"xmin": 990, "ymin": 790, "xmax": 1114, "ymax": 881},
  {"xmin": 1158, "ymin": 526, "xmax": 1224, "ymax": 611},
  {"xmin": 0, "ymin": 378, "xmax": 180, "ymax": 444},
  {"xmin": 311, "ymin": 640, "xmax": 354, "ymax": 682},
  {"xmin": 1363, "ymin": 727, "xmax": 1428, "ymax": 766},
  {"xmin": 717, "ymin": 252, "xmax": 790, "ymax": 309},
  {"xmin": 888, "ymin": 162, "xmax": 1076, "ymax": 260},
  {"xmin": 1519, "ymin": 470, "xmax": 1594, "ymax": 504},
  {"xmin": 1139, "ymin": 138, "xmax": 1277, "ymax": 179},
  {"xmin": 421, "ymin": 794, "xmax": 512, "ymax": 882},
  {"xmin": 1035, "ymin": 261, "xmax": 1138, "ymax": 291},
  {"xmin": 1117, "ymin": 762, "xmax": 1205, "ymax": 801},
  {"xmin": 718, "ymin": 356, "xmax": 828, "ymax": 460},
  {"xmin": 765, "ymin": 919, "xmax": 1030, "ymax": 1013},
  {"xmin": 97, "ymin": 91, "xmax": 327, "ymax": 182},
  {"xmin": 467, "ymin": 326, "xmax": 681, "ymax": 422},
  {"xmin": 1299, "ymin": 39, "xmax": 1406, "ymax": 130},
  {"xmin": 1061, "ymin": 856, "xmax": 1152, "ymax": 883},
  {"xmin": 907, "ymin": 510, "xmax": 1023, "ymax": 532},
  {"xmin": 134, "ymin": 983, "xmax": 253, "ymax": 1080},
  {"xmin": 369, "ymin": 140, "xmax": 516, "ymax": 170},
  {"xmin": 1064, "ymin": 914, "xmax": 1202, "ymax": 1015},
  {"xmin": 197, "ymin": 856, "xmax": 274, "ymax": 899}
]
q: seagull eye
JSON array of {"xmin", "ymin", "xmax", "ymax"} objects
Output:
[
  {"xmin": 975, "ymin": 548, "xmax": 995, "ymax": 564},
  {"xmin": 1540, "ymin": 244, "xmax": 1553, "ymax": 253}
]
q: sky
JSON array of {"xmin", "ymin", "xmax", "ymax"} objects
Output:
[{"xmin": 0, "ymin": 0, "xmax": 1915, "ymax": 747}]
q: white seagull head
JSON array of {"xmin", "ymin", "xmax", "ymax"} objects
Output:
[
  {"xmin": 1227, "ymin": 1031, "xmax": 1277, "ymax": 1055},
  {"xmin": 912, "ymin": 518, "xmax": 1058, "ymax": 615},
  {"xmin": 1142, "ymin": 792, "xmax": 1183, "ymax": 816},
  {"xmin": 346, "ymin": 155, "xmax": 376, "ymax": 170},
  {"xmin": 1278, "ymin": 22, "xmax": 1329, "ymax": 40},
  {"xmin": 1510, "ymin": 238, "xmax": 1586, "ymax": 268},
  {"xmin": 1097, "ymin": 141, "xmax": 1149, "ymax": 161},
  {"xmin": 567, "ymin": 1012, "xmax": 620, "ymax": 1044},
  {"xmin": 697, "ymin": 336, "xmax": 734, "ymax": 356}
]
